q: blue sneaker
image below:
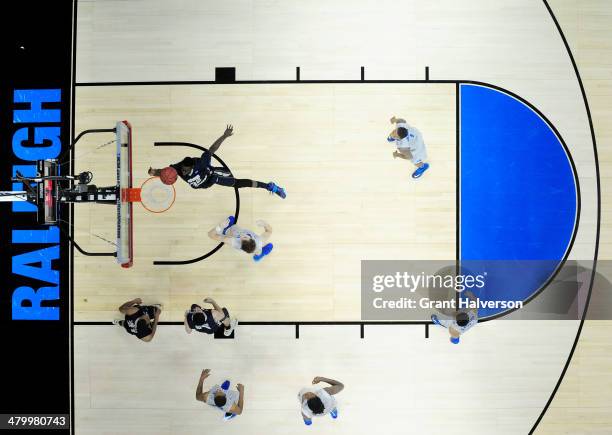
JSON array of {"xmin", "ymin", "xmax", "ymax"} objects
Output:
[
  {"xmin": 303, "ymin": 418, "xmax": 312, "ymax": 426},
  {"xmin": 411, "ymin": 163, "xmax": 430, "ymax": 179},
  {"xmin": 387, "ymin": 136, "xmax": 396, "ymax": 142},
  {"xmin": 223, "ymin": 413, "xmax": 237, "ymax": 421},
  {"xmin": 221, "ymin": 380, "xmax": 231, "ymax": 391},
  {"xmin": 431, "ymin": 314, "xmax": 441, "ymax": 326},
  {"xmin": 253, "ymin": 243, "xmax": 273, "ymax": 262},
  {"xmin": 267, "ymin": 182, "xmax": 286, "ymax": 199},
  {"xmin": 330, "ymin": 409, "xmax": 338, "ymax": 419},
  {"xmin": 222, "ymin": 216, "xmax": 235, "ymax": 235}
]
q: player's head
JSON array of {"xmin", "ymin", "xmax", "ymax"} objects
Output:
[
  {"xmin": 136, "ymin": 319, "xmax": 152, "ymax": 337},
  {"xmin": 396, "ymin": 127, "xmax": 408, "ymax": 139},
  {"xmin": 456, "ymin": 312, "xmax": 470, "ymax": 327},
  {"xmin": 240, "ymin": 237, "xmax": 257, "ymax": 254},
  {"xmin": 214, "ymin": 392, "xmax": 227, "ymax": 408},
  {"xmin": 192, "ymin": 312, "xmax": 206, "ymax": 327},
  {"xmin": 160, "ymin": 166, "xmax": 178, "ymax": 185},
  {"xmin": 306, "ymin": 397, "xmax": 325, "ymax": 415}
]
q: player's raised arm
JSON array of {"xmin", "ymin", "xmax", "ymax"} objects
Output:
[
  {"xmin": 208, "ymin": 226, "xmax": 227, "ymax": 242},
  {"xmin": 184, "ymin": 311, "xmax": 193, "ymax": 334},
  {"xmin": 195, "ymin": 369, "xmax": 211, "ymax": 402},
  {"xmin": 390, "ymin": 116, "xmax": 406, "ymax": 124},
  {"xmin": 118, "ymin": 298, "xmax": 141, "ymax": 314},
  {"xmin": 209, "ymin": 124, "xmax": 234, "ymax": 154},
  {"xmin": 148, "ymin": 167, "xmax": 162, "ymax": 176},
  {"xmin": 256, "ymin": 219, "xmax": 273, "ymax": 241},
  {"xmin": 230, "ymin": 384, "xmax": 245, "ymax": 415},
  {"xmin": 203, "ymin": 297, "xmax": 222, "ymax": 312},
  {"xmin": 313, "ymin": 376, "xmax": 345, "ymax": 395}
]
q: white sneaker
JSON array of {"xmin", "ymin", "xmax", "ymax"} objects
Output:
[
  {"xmin": 112, "ymin": 319, "xmax": 122, "ymax": 326},
  {"xmin": 224, "ymin": 318, "xmax": 238, "ymax": 336}
]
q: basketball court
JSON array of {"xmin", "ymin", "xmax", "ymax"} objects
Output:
[{"xmin": 3, "ymin": 0, "xmax": 610, "ymax": 434}]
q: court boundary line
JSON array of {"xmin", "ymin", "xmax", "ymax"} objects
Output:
[
  {"xmin": 72, "ymin": 78, "xmax": 582, "ymax": 319},
  {"xmin": 69, "ymin": 0, "xmax": 78, "ymax": 433},
  {"xmin": 74, "ymin": 321, "xmax": 433, "ymax": 340},
  {"xmin": 529, "ymin": 1, "xmax": 600, "ymax": 433},
  {"xmin": 69, "ymin": 9, "xmax": 601, "ymax": 434},
  {"xmin": 71, "ymin": 69, "xmax": 596, "ymax": 435}
]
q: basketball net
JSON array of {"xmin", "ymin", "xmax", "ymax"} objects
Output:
[{"xmin": 123, "ymin": 176, "xmax": 176, "ymax": 213}]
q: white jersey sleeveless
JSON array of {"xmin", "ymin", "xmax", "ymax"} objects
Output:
[
  {"xmin": 298, "ymin": 388, "xmax": 337, "ymax": 418},
  {"xmin": 227, "ymin": 225, "xmax": 263, "ymax": 255}
]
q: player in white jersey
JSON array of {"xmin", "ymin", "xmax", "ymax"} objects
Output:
[
  {"xmin": 431, "ymin": 291, "xmax": 478, "ymax": 344},
  {"xmin": 195, "ymin": 369, "xmax": 245, "ymax": 421},
  {"xmin": 298, "ymin": 376, "xmax": 344, "ymax": 426},
  {"xmin": 208, "ymin": 216, "xmax": 272, "ymax": 258},
  {"xmin": 387, "ymin": 116, "xmax": 430, "ymax": 178}
]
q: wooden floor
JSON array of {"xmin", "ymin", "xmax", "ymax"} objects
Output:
[
  {"xmin": 74, "ymin": 321, "xmax": 576, "ymax": 435},
  {"xmin": 537, "ymin": 1, "xmax": 612, "ymax": 432},
  {"xmin": 72, "ymin": 0, "xmax": 611, "ymax": 434},
  {"xmin": 74, "ymin": 84, "xmax": 456, "ymax": 321}
]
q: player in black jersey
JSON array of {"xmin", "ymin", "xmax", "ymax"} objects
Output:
[
  {"xmin": 113, "ymin": 298, "xmax": 161, "ymax": 342},
  {"xmin": 148, "ymin": 125, "xmax": 286, "ymax": 198},
  {"xmin": 184, "ymin": 297, "xmax": 238, "ymax": 336}
]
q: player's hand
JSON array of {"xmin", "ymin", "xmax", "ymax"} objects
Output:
[
  {"xmin": 223, "ymin": 124, "xmax": 234, "ymax": 137},
  {"xmin": 393, "ymin": 151, "xmax": 401, "ymax": 159},
  {"xmin": 200, "ymin": 369, "xmax": 211, "ymax": 379},
  {"xmin": 148, "ymin": 167, "xmax": 155, "ymax": 176},
  {"xmin": 390, "ymin": 116, "xmax": 397, "ymax": 124},
  {"xmin": 312, "ymin": 377, "xmax": 323, "ymax": 384},
  {"xmin": 203, "ymin": 297, "xmax": 215, "ymax": 304},
  {"xmin": 133, "ymin": 298, "xmax": 143, "ymax": 305},
  {"xmin": 255, "ymin": 219, "xmax": 267, "ymax": 227},
  {"xmin": 236, "ymin": 383, "xmax": 244, "ymax": 391}
]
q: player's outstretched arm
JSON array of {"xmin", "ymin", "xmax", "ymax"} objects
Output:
[
  {"xmin": 208, "ymin": 227, "xmax": 226, "ymax": 242},
  {"xmin": 390, "ymin": 116, "xmax": 406, "ymax": 124},
  {"xmin": 209, "ymin": 124, "xmax": 234, "ymax": 155},
  {"xmin": 203, "ymin": 297, "xmax": 222, "ymax": 312},
  {"xmin": 313, "ymin": 376, "xmax": 345, "ymax": 395},
  {"xmin": 148, "ymin": 167, "xmax": 162, "ymax": 176},
  {"xmin": 231, "ymin": 384, "xmax": 245, "ymax": 415},
  {"xmin": 256, "ymin": 219, "xmax": 272, "ymax": 241},
  {"xmin": 184, "ymin": 312, "xmax": 192, "ymax": 334},
  {"xmin": 118, "ymin": 298, "xmax": 142, "ymax": 314},
  {"xmin": 195, "ymin": 369, "xmax": 211, "ymax": 402}
]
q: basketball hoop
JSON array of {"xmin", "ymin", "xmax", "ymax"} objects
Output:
[{"xmin": 123, "ymin": 177, "xmax": 176, "ymax": 213}]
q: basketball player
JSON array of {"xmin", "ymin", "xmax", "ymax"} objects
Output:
[
  {"xmin": 113, "ymin": 298, "xmax": 161, "ymax": 342},
  {"xmin": 148, "ymin": 125, "xmax": 286, "ymax": 198},
  {"xmin": 196, "ymin": 369, "xmax": 245, "ymax": 420},
  {"xmin": 431, "ymin": 291, "xmax": 478, "ymax": 344},
  {"xmin": 298, "ymin": 376, "xmax": 344, "ymax": 426},
  {"xmin": 208, "ymin": 216, "xmax": 272, "ymax": 256},
  {"xmin": 184, "ymin": 297, "xmax": 238, "ymax": 336},
  {"xmin": 387, "ymin": 116, "xmax": 430, "ymax": 178}
]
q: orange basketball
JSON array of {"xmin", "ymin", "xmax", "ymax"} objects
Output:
[{"xmin": 159, "ymin": 166, "xmax": 178, "ymax": 185}]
